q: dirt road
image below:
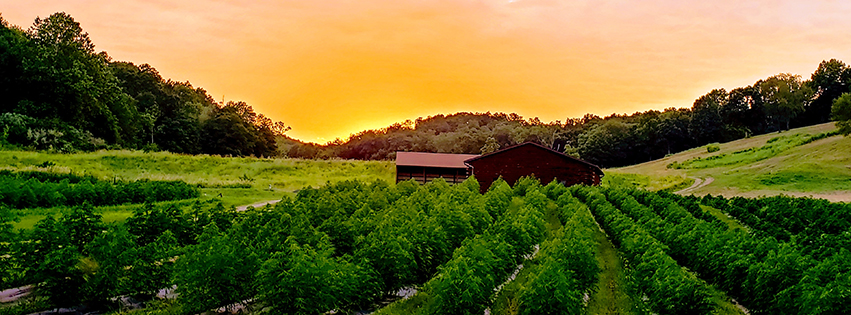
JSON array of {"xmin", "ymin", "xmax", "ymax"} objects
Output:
[
  {"xmin": 675, "ymin": 177, "xmax": 714, "ymax": 194},
  {"xmin": 235, "ymin": 199, "xmax": 281, "ymax": 211}
]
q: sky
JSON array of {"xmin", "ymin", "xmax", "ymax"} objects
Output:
[{"xmin": 4, "ymin": 0, "xmax": 851, "ymax": 143}]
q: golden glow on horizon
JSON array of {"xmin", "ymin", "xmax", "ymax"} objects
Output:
[{"xmin": 5, "ymin": 0, "xmax": 851, "ymax": 143}]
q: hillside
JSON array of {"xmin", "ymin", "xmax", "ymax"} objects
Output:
[
  {"xmin": 0, "ymin": 150, "xmax": 393, "ymax": 229},
  {"xmin": 609, "ymin": 122, "xmax": 851, "ymax": 201}
]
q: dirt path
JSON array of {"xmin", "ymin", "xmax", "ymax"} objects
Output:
[
  {"xmin": 235, "ymin": 199, "xmax": 281, "ymax": 212},
  {"xmin": 0, "ymin": 285, "xmax": 31, "ymax": 304},
  {"xmin": 675, "ymin": 177, "xmax": 714, "ymax": 194}
]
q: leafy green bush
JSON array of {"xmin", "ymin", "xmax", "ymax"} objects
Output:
[
  {"xmin": 0, "ymin": 171, "xmax": 199, "ymax": 208},
  {"xmin": 706, "ymin": 143, "xmax": 720, "ymax": 153}
]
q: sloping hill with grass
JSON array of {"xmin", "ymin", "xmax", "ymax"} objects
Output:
[
  {"xmin": 0, "ymin": 150, "xmax": 394, "ymax": 229},
  {"xmin": 607, "ymin": 122, "xmax": 851, "ymax": 201}
]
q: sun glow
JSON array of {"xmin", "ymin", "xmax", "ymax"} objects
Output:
[{"xmin": 5, "ymin": 0, "xmax": 851, "ymax": 142}]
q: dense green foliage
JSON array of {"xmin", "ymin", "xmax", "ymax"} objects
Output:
[
  {"xmin": 3, "ymin": 173, "xmax": 850, "ymax": 315},
  {"xmin": 619, "ymin": 190, "xmax": 851, "ymax": 314},
  {"xmin": 703, "ymin": 194, "xmax": 851, "ymax": 260},
  {"xmin": 833, "ymin": 92, "xmax": 851, "ymax": 135},
  {"xmin": 574, "ymin": 187, "xmax": 715, "ymax": 314},
  {"xmin": 422, "ymin": 189, "xmax": 546, "ymax": 315},
  {"xmin": 0, "ymin": 170, "xmax": 199, "ymax": 208},
  {"xmin": 0, "ymin": 13, "xmax": 287, "ymax": 156},
  {"xmin": 516, "ymin": 193, "xmax": 600, "ymax": 315}
]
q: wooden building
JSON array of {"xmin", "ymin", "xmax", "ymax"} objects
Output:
[
  {"xmin": 464, "ymin": 142, "xmax": 603, "ymax": 193},
  {"xmin": 395, "ymin": 152, "xmax": 479, "ymax": 185}
]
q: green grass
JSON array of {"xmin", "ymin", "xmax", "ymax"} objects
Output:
[
  {"xmin": 709, "ymin": 286, "xmax": 748, "ymax": 315},
  {"xmin": 0, "ymin": 150, "xmax": 394, "ymax": 190},
  {"xmin": 197, "ymin": 188, "xmax": 291, "ymax": 207},
  {"xmin": 2, "ymin": 149, "xmax": 394, "ymax": 230},
  {"xmin": 489, "ymin": 263, "xmax": 537, "ymax": 315},
  {"xmin": 700, "ymin": 205, "xmax": 748, "ymax": 232},
  {"xmin": 371, "ymin": 291, "xmax": 430, "ymax": 315},
  {"xmin": 602, "ymin": 172, "xmax": 691, "ymax": 192},
  {"xmin": 611, "ymin": 122, "xmax": 851, "ymax": 201},
  {"xmin": 669, "ymin": 131, "xmax": 838, "ymax": 170},
  {"xmin": 586, "ymin": 227, "xmax": 638, "ymax": 315}
]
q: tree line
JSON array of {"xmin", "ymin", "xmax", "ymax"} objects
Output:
[
  {"xmin": 0, "ymin": 12, "xmax": 287, "ymax": 156},
  {"xmin": 284, "ymin": 60, "xmax": 851, "ymax": 168},
  {"xmin": 4, "ymin": 12, "xmax": 851, "ymax": 167}
]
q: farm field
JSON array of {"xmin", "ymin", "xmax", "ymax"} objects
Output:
[
  {"xmin": 4, "ymin": 175, "xmax": 849, "ymax": 315},
  {"xmin": 608, "ymin": 122, "xmax": 851, "ymax": 201},
  {"xmin": 1, "ymin": 126, "xmax": 850, "ymax": 314}
]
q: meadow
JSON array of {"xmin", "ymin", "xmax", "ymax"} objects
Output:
[
  {"xmin": 609, "ymin": 122, "xmax": 851, "ymax": 201},
  {"xmin": 7, "ymin": 121, "xmax": 846, "ymax": 231},
  {"xmin": 0, "ymin": 150, "xmax": 393, "ymax": 229},
  {"xmin": 3, "ymin": 135, "xmax": 850, "ymax": 314}
]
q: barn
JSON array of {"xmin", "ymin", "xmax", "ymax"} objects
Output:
[
  {"xmin": 395, "ymin": 152, "xmax": 479, "ymax": 185},
  {"xmin": 464, "ymin": 142, "xmax": 603, "ymax": 193}
]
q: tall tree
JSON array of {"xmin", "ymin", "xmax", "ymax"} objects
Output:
[
  {"xmin": 689, "ymin": 89, "xmax": 727, "ymax": 145},
  {"xmin": 832, "ymin": 92, "xmax": 851, "ymax": 136},
  {"xmin": 759, "ymin": 74, "xmax": 814, "ymax": 130},
  {"xmin": 23, "ymin": 12, "xmax": 127, "ymax": 143},
  {"xmin": 805, "ymin": 59, "xmax": 851, "ymax": 126},
  {"xmin": 722, "ymin": 87, "xmax": 754, "ymax": 139}
]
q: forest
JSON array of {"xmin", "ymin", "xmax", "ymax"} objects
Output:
[
  {"xmin": 0, "ymin": 13, "xmax": 287, "ymax": 157},
  {"xmin": 3, "ymin": 12, "xmax": 851, "ymax": 168},
  {"xmin": 2, "ymin": 172, "xmax": 850, "ymax": 314}
]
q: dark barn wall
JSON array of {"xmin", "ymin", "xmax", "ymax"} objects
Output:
[
  {"xmin": 395, "ymin": 165, "xmax": 470, "ymax": 185},
  {"xmin": 468, "ymin": 144, "xmax": 601, "ymax": 193}
]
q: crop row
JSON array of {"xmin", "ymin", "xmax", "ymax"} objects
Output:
[
  {"xmin": 3, "ymin": 177, "xmax": 540, "ymax": 314},
  {"xmin": 702, "ymin": 194, "xmax": 851, "ymax": 259},
  {"xmin": 0, "ymin": 172, "xmax": 198, "ymax": 208},
  {"xmin": 624, "ymin": 188, "xmax": 851, "ymax": 315},
  {"xmin": 573, "ymin": 186, "xmax": 716, "ymax": 315},
  {"xmin": 513, "ymin": 190, "xmax": 600, "ymax": 315}
]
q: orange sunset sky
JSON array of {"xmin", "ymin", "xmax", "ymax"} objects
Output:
[{"xmin": 4, "ymin": 0, "xmax": 851, "ymax": 143}]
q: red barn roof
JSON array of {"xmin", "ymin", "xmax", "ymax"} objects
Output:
[{"xmin": 395, "ymin": 152, "xmax": 480, "ymax": 169}]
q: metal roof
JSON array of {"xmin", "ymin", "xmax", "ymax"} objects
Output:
[{"xmin": 396, "ymin": 152, "xmax": 479, "ymax": 169}]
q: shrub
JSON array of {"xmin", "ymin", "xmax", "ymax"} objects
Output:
[{"xmin": 706, "ymin": 143, "xmax": 721, "ymax": 153}]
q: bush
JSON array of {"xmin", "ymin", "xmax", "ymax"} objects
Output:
[
  {"xmin": 706, "ymin": 143, "xmax": 720, "ymax": 153},
  {"xmin": 0, "ymin": 171, "xmax": 199, "ymax": 208}
]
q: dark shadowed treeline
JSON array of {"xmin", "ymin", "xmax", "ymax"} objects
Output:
[
  {"xmin": 282, "ymin": 60, "xmax": 851, "ymax": 167},
  {"xmin": 0, "ymin": 13, "xmax": 287, "ymax": 156}
]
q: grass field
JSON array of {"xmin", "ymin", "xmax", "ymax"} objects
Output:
[
  {"xmin": 585, "ymin": 227, "xmax": 638, "ymax": 315},
  {"xmin": 609, "ymin": 122, "xmax": 851, "ymax": 201},
  {"xmin": 0, "ymin": 150, "xmax": 394, "ymax": 190},
  {"xmin": 2, "ymin": 150, "xmax": 394, "ymax": 229}
]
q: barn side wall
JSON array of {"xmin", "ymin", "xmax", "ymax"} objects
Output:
[
  {"xmin": 468, "ymin": 145, "xmax": 601, "ymax": 193},
  {"xmin": 396, "ymin": 165, "xmax": 470, "ymax": 185}
]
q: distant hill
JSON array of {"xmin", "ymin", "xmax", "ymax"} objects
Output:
[{"xmin": 608, "ymin": 122, "xmax": 851, "ymax": 202}]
